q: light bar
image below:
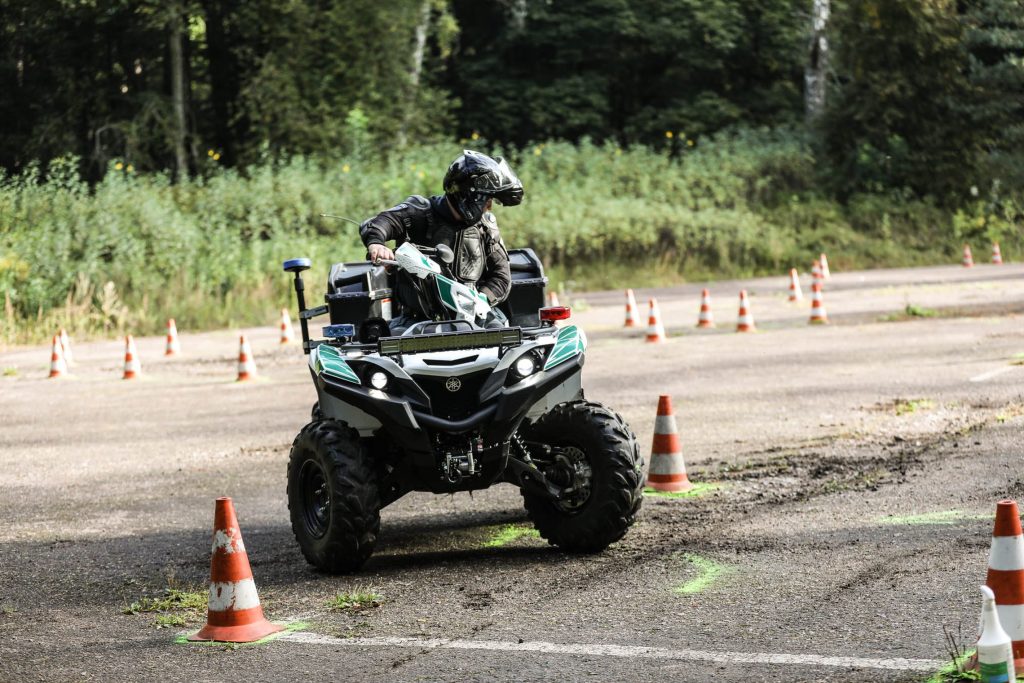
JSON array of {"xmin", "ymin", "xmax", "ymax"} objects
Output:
[{"xmin": 379, "ymin": 327, "xmax": 522, "ymax": 355}]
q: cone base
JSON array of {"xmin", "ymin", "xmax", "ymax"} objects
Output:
[
  {"xmin": 236, "ymin": 374, "xmax": 255, "ymax": 381},
  {"xmin": 736, "ymin": 326, "xmax": 755, "ymax": 333},
  {"xmin": 188, "ymin": 618, "xmax": 284, "ymax": 643},
  {"xmin": 122, "ymin": 372, "xmax": 137, "ymax": 380},
  {"xmin": 624, "ymin": 321, "xmax": 636, "ymax": 328},
  {"xmin": 646, "ymin": 478, "xmax": 694, "ymax": 493},
  {"xmin": 809, "ymin": 318, "xmax": 828, "ymax": 325},
  {"xmin": 696, "ymin": 321, "xmax": 715, "ymax": 329},
  {"xmin": 645, "ymin": 337, "xmax": 665, "ymax": 343}
]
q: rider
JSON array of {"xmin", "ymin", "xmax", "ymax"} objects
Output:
[{"xmin": 360, "ymin": 150, "xmax": 524, "ymax": 332}]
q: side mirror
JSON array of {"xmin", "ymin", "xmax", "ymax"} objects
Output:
[{"xmin": 435, "ymin": 244, "xmax": 455, "ymax": 265}]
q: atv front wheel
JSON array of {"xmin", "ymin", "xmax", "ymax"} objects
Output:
[
  {"xmin": 520, "ymin": 401, "xmax": 643, "ymax": 552},
  {"xmin": 287, "ymin": 420, "xmax": 380, "ymax": 573}
]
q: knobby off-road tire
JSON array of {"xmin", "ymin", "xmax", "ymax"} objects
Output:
[
  {"xmin": 287, "ymin": 420, "xmax": 380, "ymax": 573},
  {"xmin": 521, "ymin": 400, "xmax": 644, "ymax": 552}
]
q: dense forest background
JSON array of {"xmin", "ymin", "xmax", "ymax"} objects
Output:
[{"xmin": 1, "ymin": 0, "xmax": 1023, "ymax": 342}]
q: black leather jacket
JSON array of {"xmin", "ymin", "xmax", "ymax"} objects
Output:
[{"xmin": 359, "ymin": 195, "xmax": 512, "ymax": 304}]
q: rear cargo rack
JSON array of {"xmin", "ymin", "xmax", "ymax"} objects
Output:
[{"xmin": 378, "ymin": 328, "xmax": 522, "ymax": 356}]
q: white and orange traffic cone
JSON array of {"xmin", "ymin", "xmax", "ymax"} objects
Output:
[
  {"xmin": 59, "ymin": 328, "xmax": 74, "ymax": 367},
  {"xmin": 48, "ymin": 335, "xmax": 68, "ymax": 379},
  {"xmin": 122, "ymin": 335, "xmax": 140, "ymax": 379},
  {"xmin": 236, "ymin": 335, "xmax": 257, "ymax": 381},
  {"xmin": 189, "ymin": 497, "xmax": 283, "ymax": 643},
  {"xmin": 548, "ymin": 291, "xmax": 560, "ymax": 307},
  {"xmin": 279, "ymin": 309, "xmax": 294, "ymax": 345},
  {"xmin": 165, "ymin": 318, "xmax": 181, "ymax": 356},
  {"xmin": 624, "ymin": 289, "xmax": 639, "ymax": 328},
  {"xmin": 696, "ymin": 289, "xmax": 715, "ymax": 328},
  {"xmin": 963, "ymin": 244, "xmax": 975, "ymax": 267},
  {"xmin": 819, "ymin": 252, "xmax": 831, "ymax": 279},
  {"xmin": 646, "ymin": 298, "xmax": 666, "ymax": 343},
  {"xmin": 809, "ymin": 282, "xmax": 829, "ymax": 324},
  {"xmin": 787, "ymin": 268, "xmax": 803, "ymax": 302},
  {"xmin": 736, "ymin": 290, "xmax": 756, "ymax": 332},
  {"xmin": 993, "ymin": 243, "xmax": 1004, "ymax": 265},
  {"xmin": 982, "ymin": 500, "xmax": 1024, "ymax": 672},
  {"xmin": 811, "ymin": 260, "xmax": 823, "ymax": 283},
  {"xmin": 645, "ymin": 395, "xmax": 693, "ymax": 493}
]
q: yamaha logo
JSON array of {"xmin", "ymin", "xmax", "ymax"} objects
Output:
[{"xmin": 445, "ymin": 377, "xmax": 462, "ymax": 392}]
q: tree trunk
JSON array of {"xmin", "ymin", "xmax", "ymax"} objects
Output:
[
  {"xmin": 169, "ymin": 6, "xmax": 188, "ymax": 181},
  {"xmin": 202, "ymin": 0, "xmax": 238, "ymax": 166},
  {"xmin": 805, "ymin": 0, "xmax": 829, "ymax": 120},
  {"xmin": 399, "ymin": 0, "xmax": 432, "ymax": 148}
]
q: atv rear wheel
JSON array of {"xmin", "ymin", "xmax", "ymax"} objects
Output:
[
  {"xmin": 520, "ymin": 401, "xmax": 643, "ymax": 552},
  {"xmin": 287, "ymin": 420, "xmax": 380, "ymax": 573}
]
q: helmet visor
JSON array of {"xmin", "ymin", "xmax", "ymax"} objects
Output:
[{"xmin": 474, "ymin": 157, "xmax": 523, "ymax": 206}]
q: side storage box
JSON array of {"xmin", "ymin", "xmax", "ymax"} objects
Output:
[
  {"xmin": 499, "ymin": 248, "xmax": 547, "ymax": 328},
  {"xmin": 326, "ymin": 262, "xmax": 393, "ymax": 325}
]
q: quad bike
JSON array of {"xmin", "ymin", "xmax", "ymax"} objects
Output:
[{"xmin": 282, "ymin": 241, "xmax": 643, "ymax": 573}]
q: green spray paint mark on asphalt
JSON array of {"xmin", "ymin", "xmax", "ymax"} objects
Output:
[
  {"xmin": 674, "ymin": 554, "xmax": 729, "ymax": 595},
  {"xmin": 483, "ymin": 524, "xmax": 540, "ymax": 548},
  {"xmin": 644, "ymin": 482, "xmax": 723, "ymax": 499},
  {"xmin": 175, "ymin": 621, "xmax": 308, "ymax": 647},
  {"xmin": 878, "ymin": 510, "xmax": 990, "ymax": 526}
]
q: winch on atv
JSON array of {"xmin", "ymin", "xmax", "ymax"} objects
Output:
[{"xmin": 281, "ymin": 241, "xmax": 643, "ymax": 573}]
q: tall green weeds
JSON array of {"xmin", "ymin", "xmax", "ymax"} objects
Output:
[{"xmin": 1, "ymin": 129, "xmax": 1017, "ymax": 344}]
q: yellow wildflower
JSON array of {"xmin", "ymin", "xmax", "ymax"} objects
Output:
[
  {"xmin": 534, "ymin": 147, "xmax": 542, "ymax": 156},
  {"xmin": 207, "ymin": 149, "xmax": 214, "ymax": 157},
  {"xmin": 471, "ymin": 131, "xmax": 480, "ymax": 141},
  {"xmin": 417, "ymin": 171, "xmax": 426, "ymax": 180},
  {"xmin": 114, "ymin": 162, "xmax": 123, "ymax": 170},
  {"xmin": 687, "ymin": 139, "xmax": 695, "ymax": 147},
  {"xmin": 212, "ymin": 153, "xmax": 220, "ymax": 161},
  {"xmin": 342, "ymin": 164, "xmax": 351, "ymax": 173},
  {"xmin": 126, "ymin": 164, "xmax": 134, "ymax": 173},
  {"xmin": 665, "ymin": 131, "xmax": 673, "ymax": 139}
]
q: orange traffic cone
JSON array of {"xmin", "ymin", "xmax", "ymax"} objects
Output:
[
  {"xmin": 820, "ymin": 252, "xmax": 831, "ymax": 279},
  {"xmin": 984, "ymin": 500, "xmax": 1024, "ymax": 671},
  {"xmin": 48, "ymin": 335, "xmax": 68, "ymax": 378},
  {"xmin": 165, "ymin": 318, "xmax": 181, "ymax": 356},
  {"xmin": 696, "ymin": 288, "xmax": 715, "ymax": 328},
  {"xmin": 59, "ymin": 328, "xmax": 74, "ymax": 367},
  {"xmin": 189, "ymin": 497, "xmax": 284, "ymax": 643},
  {"xmin": 624, "ymin": 289, "xmax": 639, "ymax": 328},
  {"xmin": 993, "ymin": 243, "xmax": 1004, "ymax": 265},
  {"xmin": 736, "ymin": 290, "xmax": 756, "ymax": 332},
  {"xmin": 236, "ymin": 335, "xmax": 257, "ymax": 381},
  {"xmin": 646, "ymin": 298, "xmax": 666, "ymax": 343},
  {"xmin": 279, "ymin": 309, "xmax": 294, "ymax": 344},
  {"xmin": 122, "ymin": 335, "xmax": 140, "ymax": 379},
  {"xmin": 646, "ymin": 395, "xmax": 693, "ymax": 493},
  {"xmin": 548, "ymin": 291, "xmax": 560, "ymax": 307},
  {"xmin": 787, "ymin": 268, "xmax": 803, "ymax": 302},
  {"xmin": 811, "ymin": 260, "xmax": 824, "ymax": 284},
  {"xmin": 963, "ymin": 244, "xmax": 975, "ymax": 267},
  {"xmin": 809, "ymin": 282, "xmax": 829, "ymax": 324}
]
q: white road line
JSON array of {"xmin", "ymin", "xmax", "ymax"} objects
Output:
[
  {"xmin": 278, "ymin": 631, "xmax": 943, "ymax": 672},
  {"xmin": 970, "ymin": 365, "xmax": 1019, "ymax": 382}
]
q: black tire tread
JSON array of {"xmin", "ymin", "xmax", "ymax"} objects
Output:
[
  {"xmin": 286, "ymin": 419, "xmax": 380, "ymax": 573},
  {"xmin": 521, "ymin": 400, "xmax": 644, "ymax": 552}
]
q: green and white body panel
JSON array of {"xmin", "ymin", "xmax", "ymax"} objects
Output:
[
  {"xmin": 308, "ymin": 324, "xmax": 587, "ymax": 436},
  {"xmin": 394, "ymin": 242, "xmax": 491, "ymax": 321}
]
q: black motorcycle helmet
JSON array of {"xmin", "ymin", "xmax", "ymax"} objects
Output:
[{"xmin": 443, "ymin": 150, "xmax": 524, "ymax": 225}]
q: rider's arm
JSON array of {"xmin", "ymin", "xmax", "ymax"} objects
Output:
[
  {"xmin": 477, "ymin": 213, "xmax": 512, "ymax": 305},
  {"xmin": 359, "ymin": 196, "xmax": 431, "ymax": 250}
]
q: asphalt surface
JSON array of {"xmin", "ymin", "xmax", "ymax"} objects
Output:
[{"xmin": 1, "ymin": 262, "xmax": 1022, "ymax": 682}]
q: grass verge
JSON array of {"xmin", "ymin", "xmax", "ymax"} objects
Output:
[{"xmin": 326, "ymin": 590, "xmax": 383, "ymax": 612}]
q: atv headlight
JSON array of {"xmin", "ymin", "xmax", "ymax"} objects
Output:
[
  {"xmin": 369, "ymin": 371, "xmax": 389, "ymax": 390},
  {"xmin": 513, "ymin": 356, "xmax": 536, "ymax": 378}
]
